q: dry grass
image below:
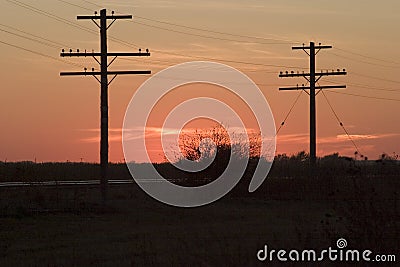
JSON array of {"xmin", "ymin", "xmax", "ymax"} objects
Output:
[
  {"xmin": 0, "ymin": 177, "xmax": 398, "ymax": 266},
  {"xmin": 0, "ymin": 160, "xmax": 399, "ymax": 266}
]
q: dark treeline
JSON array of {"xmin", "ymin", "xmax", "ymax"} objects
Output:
[{"xmin": 0, "ymin": 151, "xmax": 398, "ymax": 183}]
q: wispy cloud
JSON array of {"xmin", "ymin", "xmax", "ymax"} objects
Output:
[
  {"xmin": 78, "ymin": 126, "xmax": 266, "ymax": 143},
  {"xmin": 78, "ymin": 128, "xmax": 122, "ymax": 143},
  {"xmin": 77, "ymin": 128, "xmax": 123, "ymax": 133},
  {"xmin": 78, "ymin": 126, "xmax": 184, "ymax": 143},
  {"xmin": 336, "ymin": 133, "xmax": 399, "ymax": 140},
  {"xmin": 278, "ymin": 132, "xmax": 400, "ymax": 145}
]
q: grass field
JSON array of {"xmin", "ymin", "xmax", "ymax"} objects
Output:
[{"xmin": 0, "ymin": 160, "xmax": 399, "ymax": 266}]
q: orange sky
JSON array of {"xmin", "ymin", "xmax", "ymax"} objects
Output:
[{"xmin": 0, "ymin": 0, "xmax": 399, "ymax": 162}]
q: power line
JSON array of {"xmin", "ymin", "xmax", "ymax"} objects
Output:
[
  {"xmin": 321, "ymin": 90, "xmax": 364, "ymax": 157},
  {"xmin": 325, "ymin": 90, "xmax": 400, "ymax": 102},
  {"xmin": 5, "ymin": 0, "xmax": 142, "ymax": 50},
  {"xmin": 0, "ymin": 23, "xmax": 95, "ymax": 69},
  {"xmin": 135, "ymin": 15, "xmax": 298, "ymax": 44},
  {"xmin": 0, "ymin": 23, "xmax": 70, "ymax": 48},
  {"xmin": 0, "ymin": 40, "xmax": 84, "ymax": 68},
  {"xmin": 119, "ymin": 57, "xmax": 279, "ymax": 73},
  {"xmin": 120, "ymin": 52, "xmax": 305, "ymax": 70},
  {"xmin": 80, "ymin": 0, "xmax": 400, "ymax": 69},
  {"xmin": 351, "ymin": 72, "xmax": 400, "ymax": 84},
  {"xmin": 87, "ymin": 0, "xmax": 400, "ymax": 74},
  {"xmin": 276, "ymin": 90, "xmax": 303, "ymax": 135},
  {"xmin": 55, "ymin": 1, "xmax": 307, "ymax": 69},
  {"xmin": 348, "ymin": 85, "xmax": 400, "ymax": 93},
  {"xmin": 63, "ymin": 0, "xmax": 293, "ymax": 49},
  {"xmin": 132, "ymin": 20, "xmax": 293, "ymax": 45},
  {"xmin": 123, "ymin": 71, "xmax": 285, "ymax": 87},
  {"xmin": 328, "ymin": 51, "xmax": 400, "ymax": 69},
  {"xmin": 80, "ymin": 0, "xmax": 298, "ymax": 44},
  {"xmin": 9, "ymin": 0, "xmax": 303, "ymax": 70},
  {"xmin": 13, "ymin": 0, "xmax": 400, "ymax": 78},
  {"xmin": 324, "ymin": 78, "xmax": 400, "ymax": 93},
  {"xmin": 263, "ymin": 90, "xmax": 304, "ymax": 158},
  {"xmin": 151, "ymin": 48, "xmax": 307, "ymax": 69},
  {"xmin": 335, "ymin": 47, "xmax": 400, "ymax": 65},
  {"xmin": 6, "ymin": 0, "xmax": 98, "ymax": 35},
  {"xmin": 56, "ymin": 0, "xmax": 93, "ymax": 11},
  {"xmin": 0, "ymin": 27, "xmax": 61, "ymax": 49},
  {"xmin": 14, "ymin": 0, "xmax": 400, "ymax": 81},
  {"xmin": 81, "ymin": 0, "xmax": 102, "ymax": 8},
  {"xmin": 121, "ymin": 39, "xmax": 307, "ymax": 68},
  {"xmin": 2, "ymin": 3, "xmax": 295, "ymax": 72}
]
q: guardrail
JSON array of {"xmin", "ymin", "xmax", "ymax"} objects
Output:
[{"xmin": 0, "ymin": 179, "xmax": 134, "ymax": 187}]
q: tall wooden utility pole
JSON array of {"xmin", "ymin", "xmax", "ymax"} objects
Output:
[
  {"xmin": 279, "ymin": 42, "xmax": 346, "ymax": 176},
  {"xmin": 60, "ymin": 9, "xmax": 151, "ymax": 206}
]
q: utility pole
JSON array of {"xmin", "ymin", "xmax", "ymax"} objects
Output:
[
  {"xmin": 279, "ymin": 42, "xmax": 346, "ymax": 176},
  {"xmin": 60, "ymin": 9, "xmax": 151, "ymax": 206}
]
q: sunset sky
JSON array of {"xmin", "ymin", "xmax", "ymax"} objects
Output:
[{"xmin": 0, "ymin": 0, "xmax": 399, "ymax": 162}]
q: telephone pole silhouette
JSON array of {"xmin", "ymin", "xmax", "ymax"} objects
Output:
[
  {"xmin": 60, "ymin": 9, "xmax": 151, "ymax": 206},
  {"xmin": 279, "ymin": 42, "xmax": 346, "ymax": 175}
]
